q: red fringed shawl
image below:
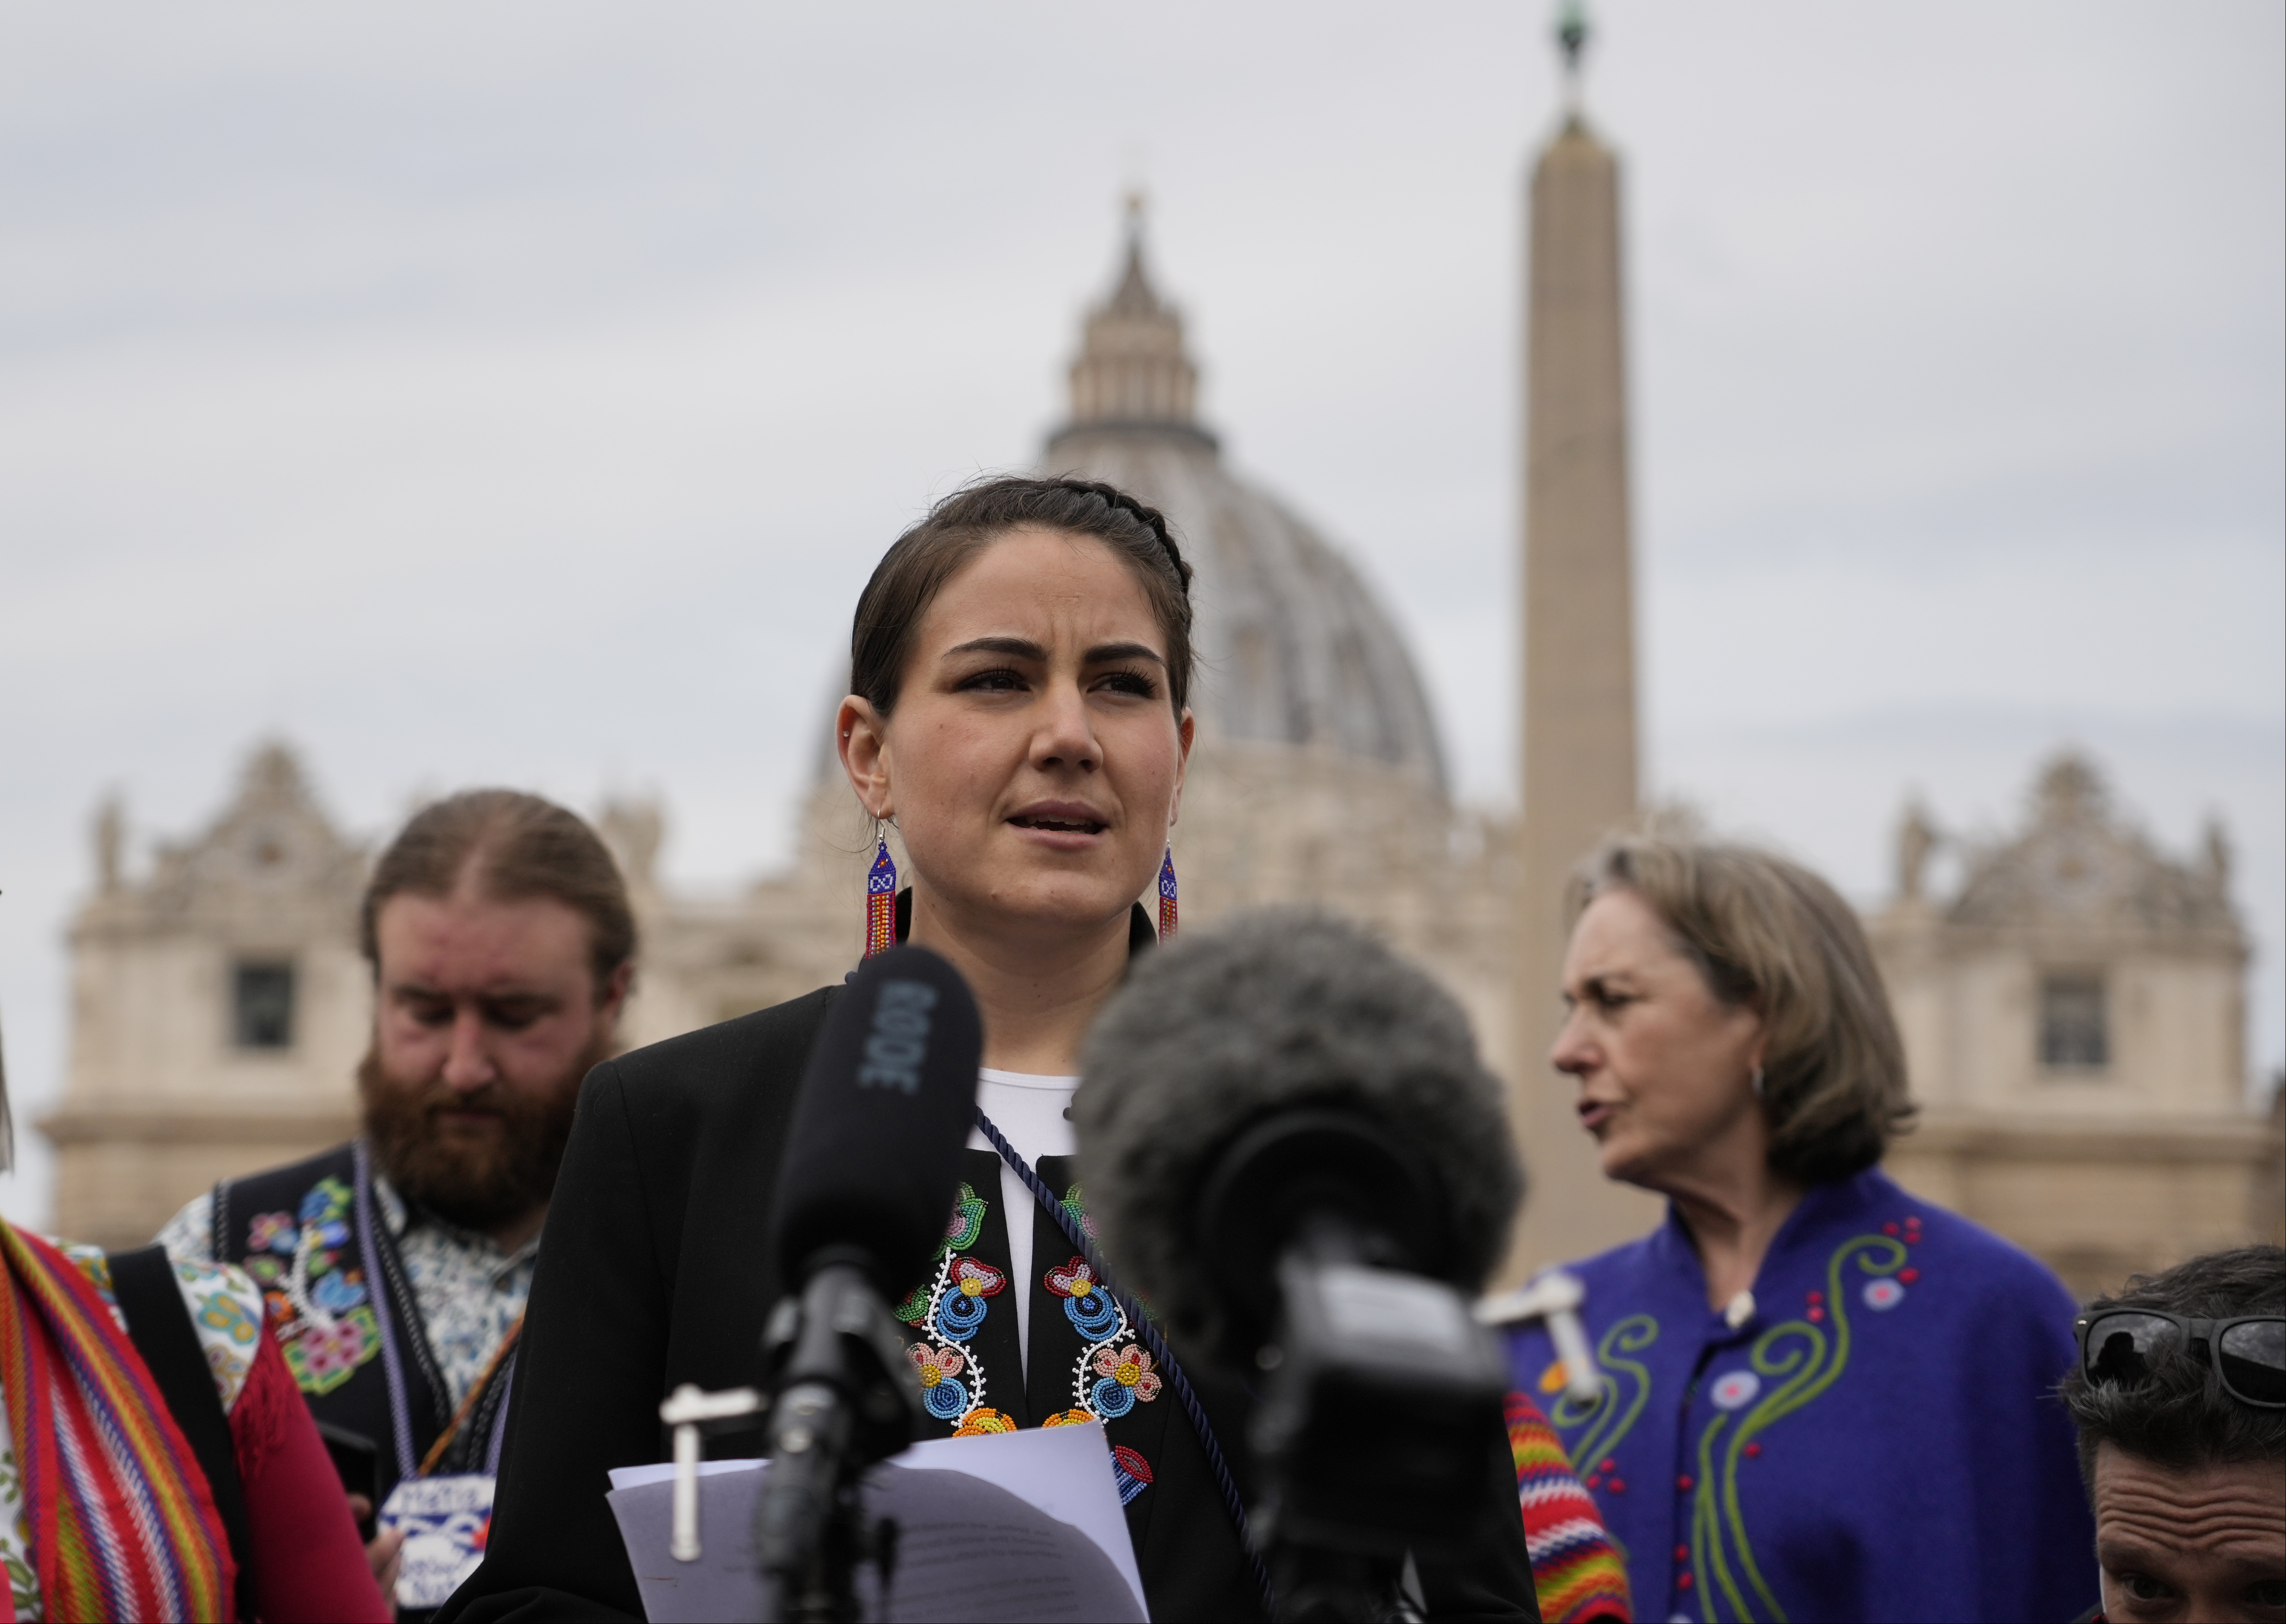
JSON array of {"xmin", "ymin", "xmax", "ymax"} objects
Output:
[{"xmin": 0, "ymin": 1224, "xmax": 236, "ymax": 1622}]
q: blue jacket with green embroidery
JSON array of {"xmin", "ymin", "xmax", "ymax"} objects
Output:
[{"xmin": 1503, "ymin": 1169, "xmax": 2096, "ymax": 1624}]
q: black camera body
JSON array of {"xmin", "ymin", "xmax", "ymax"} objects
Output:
[
  {"xmin": 1251, "ymin": 1252, "xmax": 1509, "ymax": 1561},
  {"xmin": 1197, "ymin": 1111, "xmax": 1511, "ymax": 1622}
]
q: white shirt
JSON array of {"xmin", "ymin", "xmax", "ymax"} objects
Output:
[{"xmin": 965, "ymin": 1068, "xmax": 1078, "ymax": 1378}]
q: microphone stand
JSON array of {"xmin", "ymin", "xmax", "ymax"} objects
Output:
[
  {"xmin": 1473, "ymin": 1269, "xmax": 1602, "ymax": 1405},
  {"xmin": 658, "ymin": 1262, "xmax": 920, "ymax": 1624},
  {"xmin": 753, "ymin": 1263, "xmax": 915, "ymax": 1623}
]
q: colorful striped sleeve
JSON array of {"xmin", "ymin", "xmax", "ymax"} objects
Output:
[{"xmin": 1507, "ymin": 1389, "xmax": 1632, "ymax": 1623}]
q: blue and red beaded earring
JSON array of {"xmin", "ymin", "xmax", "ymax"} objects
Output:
[
  {"xmin": 864, "ymin": 838, "xmax": 898, "ymax": 959},
  {"xmin": 1157, "ymin": 847, "xmax": 1178, "ymax": 940}
]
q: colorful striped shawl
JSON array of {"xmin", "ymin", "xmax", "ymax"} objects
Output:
[
  {"xmin": 1508, "ymin": 1389, "xmax": 1631, "ymax": 1624},
  {"xmin": 0, "ymin": 1223, "xmax": 235, "ymax": 1622}
]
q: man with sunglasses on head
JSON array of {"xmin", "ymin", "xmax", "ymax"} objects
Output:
[{"xmin": 2062, "ymin": 1244, "xmax": 2286, "ymax": 1624}]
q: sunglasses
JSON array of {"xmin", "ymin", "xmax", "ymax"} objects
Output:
[{"xmin": 2075, "ymin": 1310, "xmax": 2286, "ymax": 1409}]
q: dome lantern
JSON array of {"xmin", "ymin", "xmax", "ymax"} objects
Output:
[
  {"xmin": 1042, "ymin": 208, "xmax": 1449, "ymax": 791},
  {"xmin": 1061, "ymin": 196, "xmax": 1211, "ymax": 445}
]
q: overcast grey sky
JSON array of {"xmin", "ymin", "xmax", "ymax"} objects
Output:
[{"xmin": 2, "ymin": 1, "xmax": 2280, "ymax": 1227}]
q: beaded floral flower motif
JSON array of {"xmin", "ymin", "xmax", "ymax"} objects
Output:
[
  {"xmin": 935, "ymin": 1257, "xmax": 1006, "ymax": 1340},
  {"xmin": 295, "ymin": 1316, "xmax": 375, "ymax": 1388},
  {"xmin": 897, "ymin": 1184, "xmax": 1004, "ymax": 1429},
  {"xmin": 1110, "ymin": 1446, "xmax": 1154, "ymax": 1507},
  {"xmin": 1045, "ymin": 1251, "xmax": 1156, "ymax": 1504},
  {"xmin": 907, "ymin": 1344, "xmax": 972, "ymax": 1422},
  {"xmin": 246, "ymin": 1176, "xmax": 380, "ymax": 1397},
  {"xmin": 1088, "ymin": 1344, "xmax": 1162, "ymax": 1419},
  {"xmin": 897, "ymin": 1183, "xmax": 989, "ymax": 1325},
  {"xmin": 1060, "ymin": 1183, "xmax": 1096, "ymax": 1243},
  {"xmin": 1045, "ymin": 1257, "xmax": 1122, "ymax": 1340}
]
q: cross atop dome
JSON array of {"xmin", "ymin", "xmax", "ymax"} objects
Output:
[
  {"xmin": 1104, "ymin": 189, "xmax": 1153, "ymax": 315},
  {"xmin": 1063, "ymin": 195, "xmax": 1201, "ymax": 434}
]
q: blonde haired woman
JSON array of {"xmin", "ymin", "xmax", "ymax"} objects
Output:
[{"xmin": 1503, "ymin": 833, "xmax": 2095, "ymax": 1623}]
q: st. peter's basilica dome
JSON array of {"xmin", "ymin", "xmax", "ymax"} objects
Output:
[{"xmin": 1039, "ymin": 214, "xmax": 1450, "ymax": 793}]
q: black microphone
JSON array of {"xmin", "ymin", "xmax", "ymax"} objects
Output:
[
  {"xmin": 755, "ymin": 945, "xmax": 983, "ymax": 1624},
  {"xmin": 1074, "ymin": 910, "xmax": 1521, "ymax": 1619},
  {"xmin": 768, "ymin": 944, "xmax": 984, "ymax": 1297}
]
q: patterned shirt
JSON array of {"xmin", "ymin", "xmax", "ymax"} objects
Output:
[
  {"xmin": 0, "ymin": 1246, "xmax": 264, "ymax": 1623},
  {"xmin": 160, "ymin": 1173, "xmax": 534, "ymax": 1410}
]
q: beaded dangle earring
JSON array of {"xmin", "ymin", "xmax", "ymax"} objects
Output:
[
  {"xmin": 1157, "ymin": 847, "xmax": 1179, "ymax": 940},
  {"xmin": 864, "ymin": 838, "xmax": 898, "ymax": 959}
]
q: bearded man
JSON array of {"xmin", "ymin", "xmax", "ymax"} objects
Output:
[{"xmin": 158, "ymin": 789, "xmax": 633, "ymax": 1608}]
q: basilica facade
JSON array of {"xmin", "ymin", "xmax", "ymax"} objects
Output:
[
  {"xmin": 36, "ymin": 220, "xmax": 2282, "ymax": 1293},
  {"xmin": 1872, "ymin": 756, "xmax": 2281, "ymax": 1298}
]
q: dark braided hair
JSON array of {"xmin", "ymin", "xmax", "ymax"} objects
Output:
[
  {"xmin": 1044, "ymin": 477, "xmax": 1194, "ymax": 596},
  {"xmin": 850, "ymin": 474, "xmax": 1196, "ymax": 716}
]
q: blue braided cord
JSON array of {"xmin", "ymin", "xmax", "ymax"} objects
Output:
[
  {"xmin": 354, "ymin": 1141, "xmax": 421, "ymax": 1483},
  {"xmin": 974, "ymin": 1107, "xmax": 1276, "ymax": 1614}
]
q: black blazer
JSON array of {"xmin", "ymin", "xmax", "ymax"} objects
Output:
[{"xmin": 438, "ymin": 985, "xmax": 1538, "ymax": 1623}]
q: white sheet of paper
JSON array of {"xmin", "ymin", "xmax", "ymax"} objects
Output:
[{"xmin": 606, "ymin": 1422, "xmax": 1149, "ymax": 1623}]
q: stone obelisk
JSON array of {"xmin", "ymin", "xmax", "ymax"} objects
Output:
[{"xmin": 1504, "ymin": 13, "xmax": 1660, "ymax": 1281}]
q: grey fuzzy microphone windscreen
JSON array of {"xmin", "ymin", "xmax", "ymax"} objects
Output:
[{"xmin": 1073, "ymin": 908, "xmax": 1522, "ymax": 1354}]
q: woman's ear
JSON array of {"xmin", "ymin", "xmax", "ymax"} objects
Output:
[
  {"xmin": 838, "ymin": 695, "xmax": 893, "ymax": 819},
  {"xmin": 1168, "ymin": 708, "xmax": 1196, "ymax": 827}
]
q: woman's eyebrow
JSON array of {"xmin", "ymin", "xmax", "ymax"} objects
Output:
[
  {"xmin": 940, "ymin": 635, "xmax": 1166, "ymax": 669},
  {"xmin": 1085, "ymin": 640, "xmax": 1167, "ymax": 668},
  {"xmin": 943, "ymin": 636, "xmax": 1047, "ymax": 661}
]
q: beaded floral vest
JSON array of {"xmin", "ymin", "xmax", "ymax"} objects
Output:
[
  {"xmin": 209, "ymin": 1142, "xmax": 514, "ymax": 1509},
  {"xmin": 894, "ymin": 1149, "xmax": 1167, "ymax": 1517}
]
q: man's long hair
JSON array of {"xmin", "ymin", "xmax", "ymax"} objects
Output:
[{"xmin": 360, "ymin": 789, "xmax": 636, "ymax": 986}]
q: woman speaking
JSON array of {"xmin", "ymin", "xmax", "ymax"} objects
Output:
[
  {"xmin": 1503, "ymin": 832, "xmax": 2096, "ymax": 1623},
  {"xmin": 440, "ymin": 476, "xmax": 1537, "ymax": 1621}
]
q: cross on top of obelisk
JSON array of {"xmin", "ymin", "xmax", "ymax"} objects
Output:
[{"xmin": 1555, "ymin": 0, "xmax": 1590, "ymax": 119}]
